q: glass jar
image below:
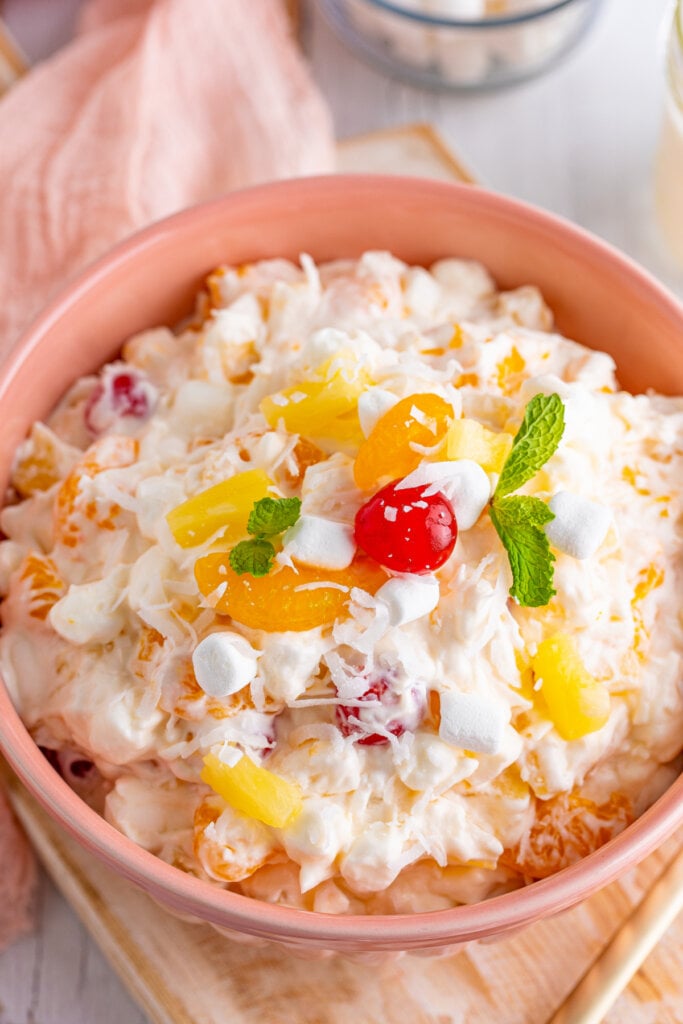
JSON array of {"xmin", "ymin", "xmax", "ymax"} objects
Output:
[
  {"xmin": 319, "ymin": 0, "xmax": 602, "ymax": 91},
  {"xmin": 655, "ymin": 0, "xmax": 683, "ymax": 268}
]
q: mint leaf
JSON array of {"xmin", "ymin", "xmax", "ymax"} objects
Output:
[
  {"xmin": 486, "ymin": 396, "xmax": 564, "ymax": 606},
  {"xmin": 231, "ymin": 497, "xmax": 300, "ymax": 578},
  {"xmin": 247, "ymin": 497, "xmax": 301, "ymax": 537},
  {"xmin": 493, "ymin": 494, "xmax": 555, "ymax": 528},
  {"xmin": 495, "ymin": 394, "xmax": 565, "ymax": 498},
  {"xmin": 490, "ymin": 496, "xmax": 556, "ymax": 607},
  {"xmin": 229, "ymin": 538, "xmax": 275, "ymax": 577}
]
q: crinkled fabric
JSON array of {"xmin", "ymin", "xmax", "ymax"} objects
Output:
[{"xmin": 0, "ymin": 0, "xmax": 335, "ymax": 350}]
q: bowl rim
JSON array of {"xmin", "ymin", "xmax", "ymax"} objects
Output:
[
  {"xmin": 1, "ymin": 172, "xmax": 682, "ymax": 948},
  {"xmin": 343, "ymin": 0, "xmax": 594, "ymax": 30}
]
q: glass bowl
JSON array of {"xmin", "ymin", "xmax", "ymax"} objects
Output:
[{"xmin": 319, "ymin": 0, "xmax": 603, "ymax": 90}]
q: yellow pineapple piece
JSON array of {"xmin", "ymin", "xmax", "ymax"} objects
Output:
[
  {"xmin": 260, "ymin": 353, "xmax": 371, "ymax": 450},
  {"xmin": 166, "ymin": 469, "xmax": 272, "ymax": 549},
  {"xmin": 201, "ymin": 752, "xmax": 302, "ymax": 828},
  {"xmin": 446, "ymin": 418, "xmax": 513, "ymax": 474},
  {"xmin": 532, "ymin": 634, "xmax": 610, "ymax": 741}
]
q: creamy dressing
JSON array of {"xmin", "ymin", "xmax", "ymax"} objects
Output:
[{"xmin": 1, "ymin": 252, "xmax": 681, "ymax": 914}]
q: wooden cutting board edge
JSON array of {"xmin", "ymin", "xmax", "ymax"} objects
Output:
[
  {"xmin": 338, "ymin": 122, "xmax": 477, "ymax": 183},
  {"xmin": 3, "ymin": 765, "xmax": 183, "ymax": 1024}
]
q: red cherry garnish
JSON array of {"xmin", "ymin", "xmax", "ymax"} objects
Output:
[
  {"xmin": 85, "ymin": 365, "xmax": 156, "ymax": 434},
  {"xmin": 354, "ymin": 478, "xmax": 457, "ymax": 574},
  {"xmin": 336, "ymin": 677, "xmax": 425, "ymax": 745}
]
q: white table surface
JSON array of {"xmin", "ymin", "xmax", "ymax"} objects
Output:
[{"xmin": 0, "ymin": 1, "xmax": 681, "ymax": 1021}]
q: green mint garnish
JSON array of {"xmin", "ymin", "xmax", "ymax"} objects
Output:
[
  {"xmin": 489, "ymin": 496, "xmax": 556, "ymax": 607},
  {"xmin": 228, "ymin": 496, "xmax": 302, "ymax": 578},
  {"xmin": 229, "ymin": 538, "xmax": 276, "ymax": 577},
  {"xmin": 495, "ymin": 393, "xmax": 565, "ymax": 498},
  {"xmin": 247, "ymin": 496, "xmax": 301, "ymax": 537},
  {"xmin": 489, "ymin": 394, "xmax": 565, "ymax": 607}
]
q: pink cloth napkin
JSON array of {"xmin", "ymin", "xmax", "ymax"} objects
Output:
[{"xmin": 0, "ymin": 0, "xmax": 334, "ymax": 950}]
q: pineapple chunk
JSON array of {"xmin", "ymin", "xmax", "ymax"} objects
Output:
[
  {"xmin": 260, "ymin": 353, "xmax": 371, "ymax": 450},
  {"xmin": 201, "ymin": 752, "xmax": 302, "ymax": 828},
  {"xmin": 533, "ymin": 634, "xmax": 610, "ymax": 741},
  {"xmin": 166, "ymin": 469, "xmax": 272, "ymax": 549},
  {"xmin": 446, "ymin": 418, "xmax": 513, "ymax": 474}
]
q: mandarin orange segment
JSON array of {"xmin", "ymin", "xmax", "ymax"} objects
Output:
[
  {"xmin": 502, "ymin": 791, "xmax": 632, "ymax": 879},
  {"xmin": 167, "ymin": 659, "xmax": 254, "ymax": 721},
  {"xmin": 194, "ymin": 554, "xmax": 387, "ymax": 631},
  {"xmin": 446, "ymin": 418, "xmax": 513, "ymax": 474},
  {"xmin": 12, "ymin": 423, "xmax": 74, "ymax": 498},
  {"xmin": 54, "ymin": 436, "xmax": 139, "ymax": 547},
  {"xmin": 632, "ymin": 563, "xmax": 665, "ymax": 658},
  {"xmin": 201, "ymin": 752, "xmax": 302, "ymax": 828},
  {"xmin": 19, "ymin": 553, "xmax": 65, "ymax": 621},
  {"xmin": 260, "ymin": 353, "xmax": 371, "ymax": 450},
  {"xmin": 532, "ymin": 634, "xmax": 610, "ymax": 741},
  {"xmin": 353, "ymin": 393, "xmax": 454, "ymax": 491},
  {"xmin": 495, "ymin": 346, "xmax": 526, "ymax": 396},
  {"xmin": 166, "ymin": 470, "xmax": 273, "ymax": 549},
  {"xmin": 281, "ymin": 438, "xmax": 327, "ymax": 488},
  {"xmin": 193, "ymin": 796, "xmax": 274, "ymax": 882}
]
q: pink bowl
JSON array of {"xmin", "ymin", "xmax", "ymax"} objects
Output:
[{"xmin": 1, "ymin": 176, "xmax": 682, "ymax": 954}]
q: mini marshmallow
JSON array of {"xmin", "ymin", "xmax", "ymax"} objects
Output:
[
  {"xmin": 376, "ymin": 575, "xmax": 440, "ymax": 627},
  {"xmin": 396, "ymin": 459, "xmax": 491, "ymax": 530},
  {"xmin": 439, "ymin": 691, "xmax": 507, "ymax": 756},
  {"xmin": 402, "ymin": 267, "xmax": 441, "ymax": 317},
  {"xmin": 358, "ymin": 388, "xmax": 399, "ymax": 438},
  {"xmin": 283, "ymin": 515, "xmax": 356, "ymax": 570},
  {"xmin": 544, "ymin": 491, "xmax": 612, "ymax": 560},
  {"xmin": 192, "ymin": 633, "xmax": 258, "ymax": 699},
  {"xmin": 171, "ymin": 380, "xmax": 233, "ymax": 439},
  {"xmin": 49, "ymin": 570, "xmax": 127, "ymax": 645}
]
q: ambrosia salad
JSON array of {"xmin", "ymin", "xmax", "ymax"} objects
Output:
[{"xmin": 1, "ymin": 252, "xmax": 682, "ymax": 915}]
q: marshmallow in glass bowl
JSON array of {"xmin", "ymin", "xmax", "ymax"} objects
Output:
[{"xmin": 320, "ymin": 0, "xmax": 602, "ymax": 90}]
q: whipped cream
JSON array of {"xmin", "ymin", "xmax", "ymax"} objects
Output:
[{"xmin": 0, "ymin": 251, "xmax": 681, "ymax": 917}]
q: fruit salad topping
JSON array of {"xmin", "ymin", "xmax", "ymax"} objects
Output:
[
  {"xmin": 353, "ymin": 393, "xmax": 454, "ymax": 490},
  {"xmin": 354, "ymin": 479, "xmax": 457, "ymax": 574},
  {"xmin": 201, "ymin": 751, "xmax": 302, "ymax": 828}
]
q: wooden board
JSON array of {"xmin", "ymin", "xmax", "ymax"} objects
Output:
[
  {"xmin": 338, "ymin": 123, "xmax": 475, "ymax": 183},
  {"xmin": 4, "ymin": 123, "xmax": 683, "ymax": 1024},
  {"xmin": 6, "ymin": 774, "xmax": 683, "ymax": 1024}
]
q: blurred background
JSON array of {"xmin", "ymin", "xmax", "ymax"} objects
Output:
[{"xmin": 3, "ymin": 0, "xmax": 681, "ymax": 294}]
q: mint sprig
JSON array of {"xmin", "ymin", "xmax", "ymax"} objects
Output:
[
  {"xmin": 489, "ymin": 394, "xmax": 565, "ymax": 607},
  {"xmin": 495, "ymin": 393, "xmax": 565, "ymax": 498},
  {"xmin": 489, "ymin": 497, "xmax": 555, "ymax": 607},
  {"xmin": 247, "ymin": 496, "xmax": 301, "ymax": 537},
  {"xmin": 229, "ymin": 497, "xmax": 301, "ymax": 577},
  {"xmin": 229, "ymin": 538, "xmax": 276, "ymax": 577}
]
